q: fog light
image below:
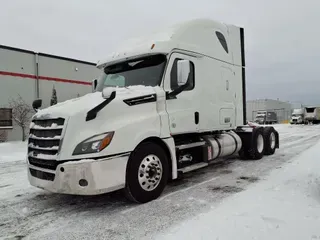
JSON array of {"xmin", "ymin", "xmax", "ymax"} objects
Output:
[{"xmin": 79, "ymin": 179, "xmax": 88, "ymax": 187}]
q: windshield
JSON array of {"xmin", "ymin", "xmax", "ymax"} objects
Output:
[
  {"xmin": 292, "ymin": 114, "xmax": 302, "ymax": 117},
  {"xmin": 95, "ymin": 54, "xmax": 167, "ymax": 91}
]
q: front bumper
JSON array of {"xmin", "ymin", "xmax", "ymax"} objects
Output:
[
  {"xmin": 290, "ymin": 119, "xmax": 302, "ymax": 124},
  {"xmin": 27, "ymin": 154, "xmax": 129, "ymax": 195}
]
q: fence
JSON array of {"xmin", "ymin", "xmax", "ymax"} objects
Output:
[{"xmin": 251, "ymin": 108, "xmax": 292, "ymax": 124}]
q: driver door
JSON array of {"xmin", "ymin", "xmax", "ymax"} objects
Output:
[{"xmin": 163, "ymin": 53, "xmax": 199, "ymax": 135}]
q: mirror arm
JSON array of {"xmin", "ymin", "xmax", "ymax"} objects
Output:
[
  {"xmin": 92, "ymin": 79, "xmax": 98, "ymax": 92},
  {"xmin": 86, "ymin": 91, "xmax": 116, "ymax": 121},
  {"xmin": 166, "ymin": 82, "xmax": 190, "ymax": 99}
]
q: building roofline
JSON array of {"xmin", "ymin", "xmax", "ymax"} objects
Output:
[
  {"xmin": 0, "ymin": 44, "xmax": 97, "ymax": 66},
  {"xmin": 0, "ymin": 44, "xmax": 34, "ymax": 54}
]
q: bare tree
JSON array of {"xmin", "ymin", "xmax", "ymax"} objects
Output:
[
  {"xmin": 9, "ymin": 95, "xmax": 34, "ymax": 141},
  {"xmin": 0, "ymin": 130, "xmax": 7, "ymax": 142}
]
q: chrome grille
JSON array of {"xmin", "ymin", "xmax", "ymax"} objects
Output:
[{"xmin": 28, "ymin": 117, "xmax": 65, "ymax": 170}]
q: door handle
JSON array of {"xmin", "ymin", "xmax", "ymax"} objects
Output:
[{"xmin": 195, "ymin": 112, "xmax": 199, "ymax": 124}]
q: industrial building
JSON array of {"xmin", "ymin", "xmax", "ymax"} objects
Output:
[
  {"xmin": 0, "ymin": 45, "xmax": 101, "ymax": 142},
  {"xmin": 246, "ymin": 99, "xmax": 293, "ymax": 123}
]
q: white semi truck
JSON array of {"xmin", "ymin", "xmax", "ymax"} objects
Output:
[
  {"xmin": 27, "ymin": 19, "xmax": 279, "ymax": 203},
  {"xmin": 290, "ymin": 108, "xmax": 305, "ymax": 124}
]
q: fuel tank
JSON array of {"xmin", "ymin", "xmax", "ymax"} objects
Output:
[{"xmin": 202, "ymin": 131, "xmax": 242, "ymax": 160}]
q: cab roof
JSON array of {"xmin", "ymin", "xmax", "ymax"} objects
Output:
[{"xmin": 97, "ymin": 18, "xmax": 243, "ymax": 69}]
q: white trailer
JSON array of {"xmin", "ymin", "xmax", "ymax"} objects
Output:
[
  {"xmin": 26, "ymin": 19, "xmax": 279, "ymax": 203},
  {"xmin": 304, "ymin": 106, "xmax": 320, "ymax": 124}
]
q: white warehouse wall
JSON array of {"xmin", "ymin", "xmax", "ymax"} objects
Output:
[
  {"xmin": 0, "ymin": 45, "xmax": 101, "ymax": 141},
  {"xmin": 37, "ymin": 54, "xmax": 101, "ymax": 108},
  {"xmin": 0, "ymin": 47, "xmax": 37, "ymax": 141},
  {"xmin": 246, "ymin": 99, "xmax": 293, "ymax": 122}
]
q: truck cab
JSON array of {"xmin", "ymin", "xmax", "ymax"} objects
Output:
[
  {"xmin": 254, "ymin": 111, "xmax": 277, "ymax": 125},
  {"xmin": 290, "ymin": 108, "xmax": 304, "ymax": 124},
  {"xmin": 27, "ymin": 19, "xmax": 279, "ymax": 203}
]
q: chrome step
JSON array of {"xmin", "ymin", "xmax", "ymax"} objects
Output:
[{"xmin": 178, "ymin": 162, "xmax": 208, "ymax": 173}]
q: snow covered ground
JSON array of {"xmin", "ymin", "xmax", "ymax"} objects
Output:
[
  {"xmin": 158, "ymin": 130, "xmax": 320, "ymax": 240},
  {"xmin": 1, "ymin": 124, "xmax": 320, "ymax": 239}
]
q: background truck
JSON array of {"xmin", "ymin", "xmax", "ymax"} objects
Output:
[
  {"xmin": 290, "ymin": 108, "xmax": 305, "ymax": 124},
  {"xmin": 254, "ymin": 111, "xmax": 278, "ymax": 125},
  {"xmin": 304, "ymin": 106, "xmax": 320, "ymax": 124},
  {"xmin": 27, "ymin": 18, "xmax": 279, "ymax": 203}
]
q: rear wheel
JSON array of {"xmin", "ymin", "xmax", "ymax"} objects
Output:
[
  {"xmin": 124, "ymin": 141, "xmax": 169, "ymax": 203},
  {"xmin": 263, "ymin": 127, "xmax": 277, "ymax": 155},
  {"xmin": 240, "ymin": 127, "xmax": 265, "ymax": 160}
]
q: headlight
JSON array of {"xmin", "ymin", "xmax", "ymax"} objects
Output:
[{"xmin": 72, "ymin": 132, "xmax": 114, "ymax": 155}]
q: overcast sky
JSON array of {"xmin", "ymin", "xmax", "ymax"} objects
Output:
[{"xmin": 1, "ymin": 0, "xmax": 319, "ymax": 105}]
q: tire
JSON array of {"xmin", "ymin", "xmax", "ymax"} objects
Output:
[
  {"xmin": 246, "ymin": 127, "xmax": 265, "ymax": 160},
  {"xmin": 238, "ymin": 127, "xmax": 265, "ymax": 160},
  {"xmin": 238, "ymin": 148, "xmax": 248, "ymax": 160},
  {"xmin": 124, "ymin": 141, "xmax": 169, "ymax": 203},
  {"xmin": 263, "ymin": 127, "xmax": 277, "ymax": 155}
]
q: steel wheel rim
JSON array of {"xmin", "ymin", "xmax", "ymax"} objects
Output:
[
  {"xmin": 270, "ymin": 132, "xmax": 276, "ymax": 149},
  {"xmin": 257, "ymin": 134, "xmax": 264, "ymax": 153},
  {"xmin": 138, "ymin": 154, "xmax": 163, "ymax": 191}
]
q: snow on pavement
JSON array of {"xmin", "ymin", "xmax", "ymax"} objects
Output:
[
  {"xmin": 0, "ymin": 141, "xmax": 26, "ymax": 164},
  {"xmin": 1, "ymin": 124, "xmax": 320, "ymax": 239},
  {"xmin": 158, "ymin": 133, "xmax": 320, "ymax": 240}
]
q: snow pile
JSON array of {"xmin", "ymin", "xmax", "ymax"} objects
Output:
[
  {"xmin": 158, "ymin": 139, "xmax": 320, "ymax": 240},
  {"xmin": 102, "ymin": 85, "xmax": 158, "ymax": 97},
  {"xmin": 29, "ymin": 122, "xmax": 62, "ymax": 130},
  {"xmin": 28, "ymin": 142, "xmax": 59, "ymax": 150},
  {"xmin": 34, "ymin": 91, "xmax": 104, "ymax": 117},
  {"xmin": 29, "ymin": 134, "xmax": 61, "ymax": 140},
  {"xmin": 34, "ymin": 85, "xmax": 158, "ymax": 118},
  {"xmin": 61, "ymin": 159, "xmax": 95, "ymax": 165},
  {"xmin": 28, "ymin": 152, "xmax": 57, "ymax": 160},
  {"xmin": 102, "ymin": 27, "xmax": 175, "ymax": 62}
]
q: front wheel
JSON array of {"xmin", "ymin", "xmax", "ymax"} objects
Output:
[{"xmin": 124, "ymin": 142, "xmax": 169, "ymax": 203}]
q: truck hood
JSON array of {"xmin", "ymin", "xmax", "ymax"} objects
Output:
[
  {"xmin": 33, "ymin": 85, "xmax": 159, "ymax": 119},
  {"xmin": 38, "ymin": 85, "xmax": 164, "ymax": 160}
]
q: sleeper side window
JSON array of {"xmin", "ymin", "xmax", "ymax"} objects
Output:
[{"xmin": 216, "ymin": 31, "xmax": 229, "ymax": 53}]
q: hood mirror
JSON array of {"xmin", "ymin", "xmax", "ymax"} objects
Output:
[
  {"xmin": 177, "ymin": 60, "xmax": 190, "ymax": 86},
  {"xmin": 102, "ymin": 87, "xmax": 116, "ymax": 99},
  {"xmin": 32, "ymin": 99, "xmax": 42, "ymax": 112}
]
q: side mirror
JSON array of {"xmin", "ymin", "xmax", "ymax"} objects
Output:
[
  {"xmin": 102, "ymin": 88, "xmax": 116, "ymax": 99},
  {"xmin": 92, "ymin": 79, "xmax": 98, "ymax": 92},
  {"xmin": 177, "ymin": 60, "xmax": 190, "ymax": 86},
  {"xmin": 32, "ymin": 99, "xmax": 42, "ymax": 112}
]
